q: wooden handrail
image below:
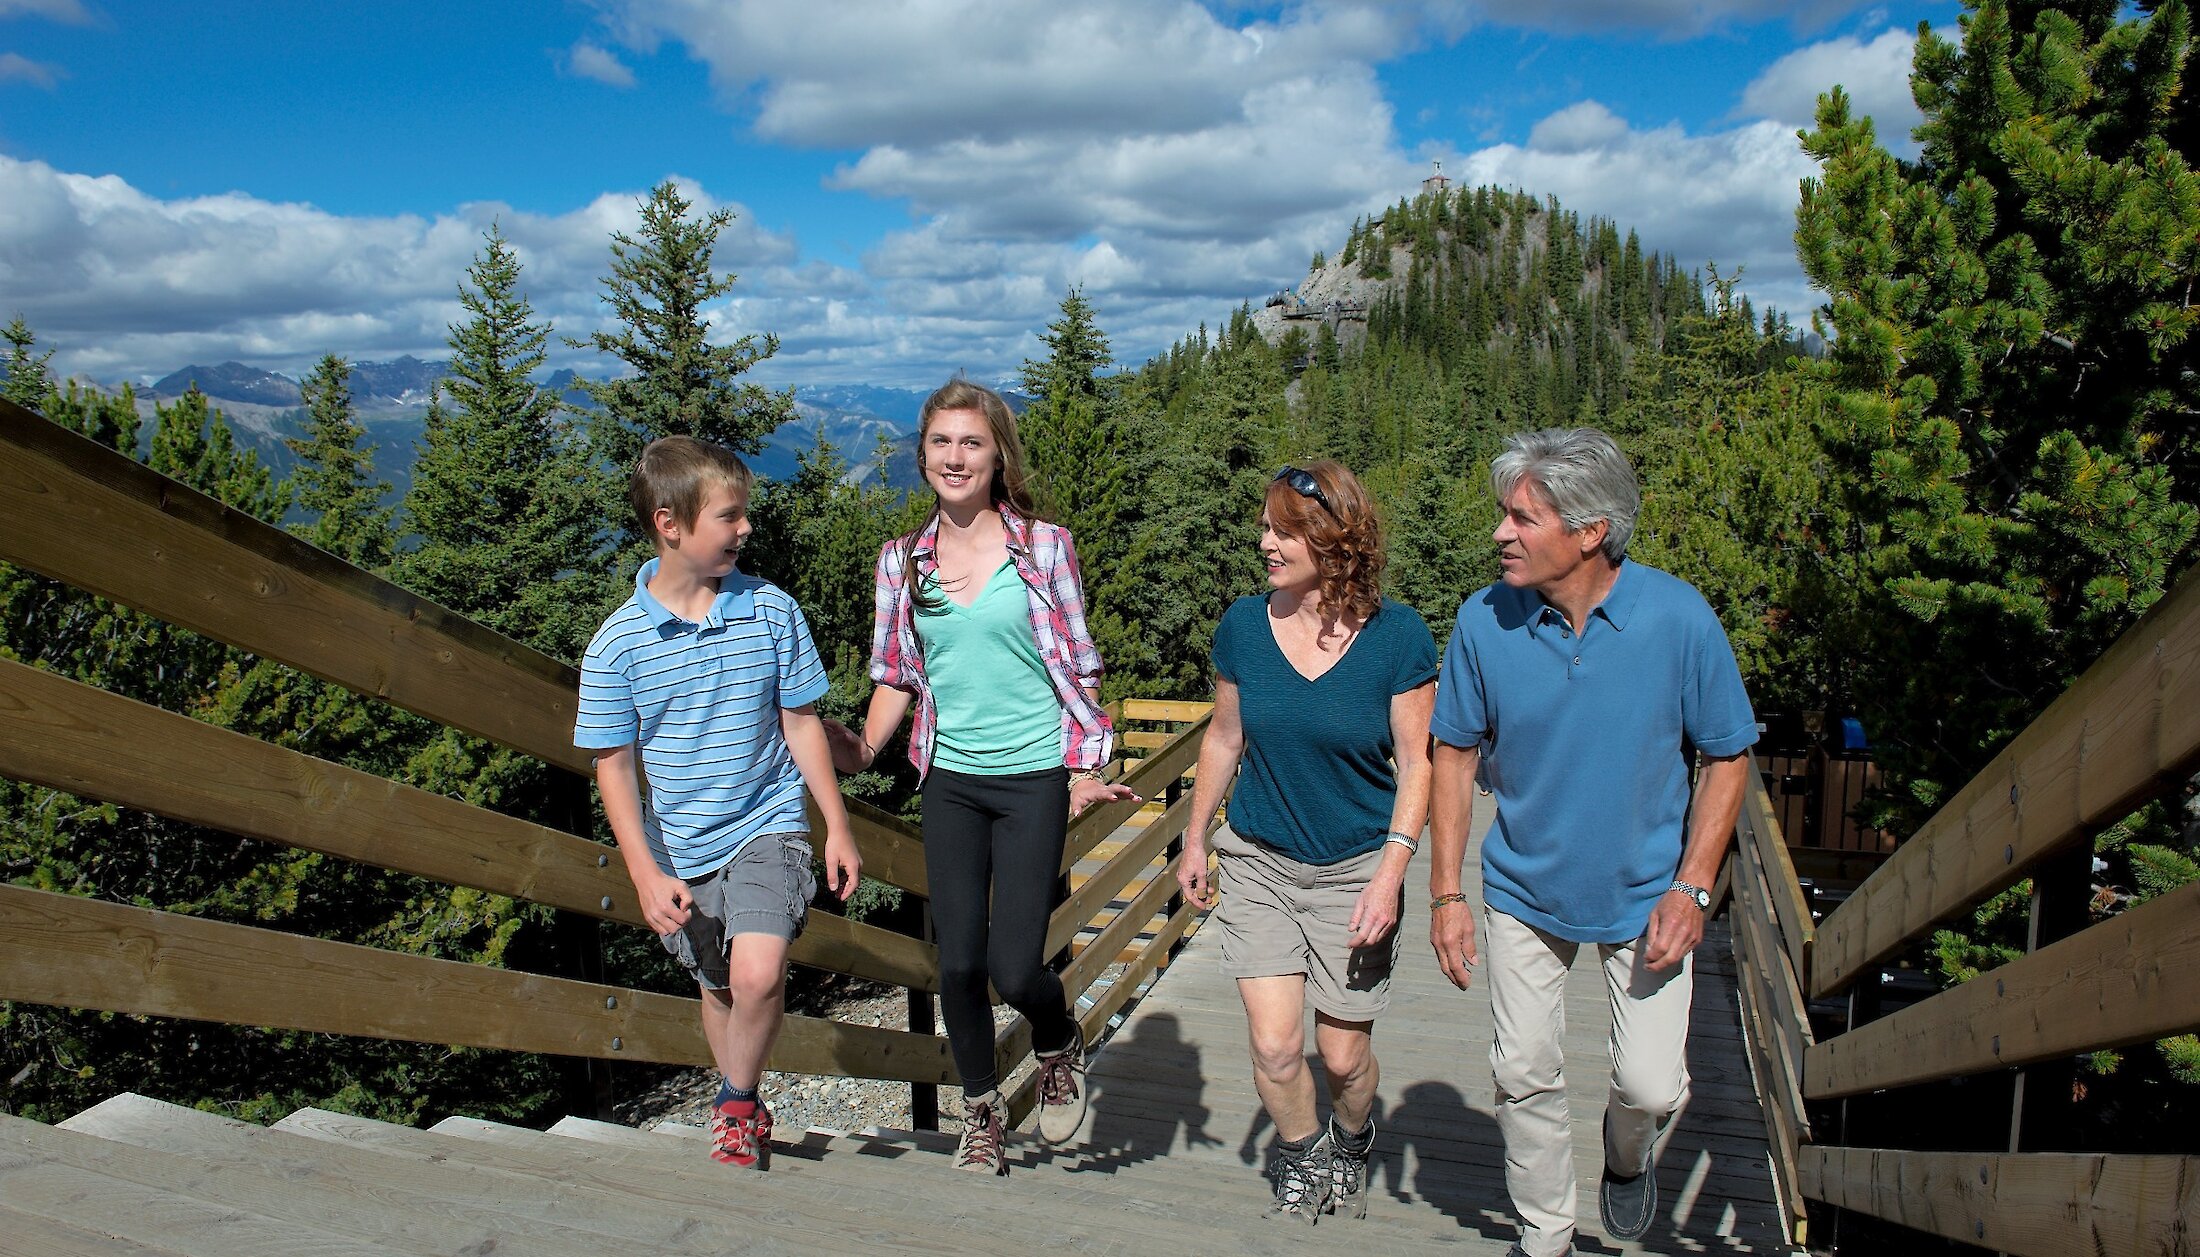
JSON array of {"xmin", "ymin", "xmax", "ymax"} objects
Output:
[
  {"xmin": 1739, "ymin": 753, "xmax": 1814, "ymax": 980},
  {"xmin": 1809, "ymin": 568, "xmax": 2200, "ymax": 998},
  {"xmin": 1062, "ymin": 710, "xmax": 1209, "ymax": 871},
  {"xmin": 1046, "ymin": 785, "xmax": 1201, "ymax": 957},
  {"xmin": 1803, "ymin": 878, "xmax": 2200, "ymax": 1099},
  {"xmin": 0, "ymin": 398, "xmax": 931, "ymax": 894},
  {"xmin": 0, "ymin": 658, "xmax": 938, "ymax": 991},
  {"xmin": 0, "ymin": 884, "xmax": 956, "ymax": 1084},
  {"xmin": 1801, "ymin": 1147, "xmax": 2199, "ymax": 1256}
]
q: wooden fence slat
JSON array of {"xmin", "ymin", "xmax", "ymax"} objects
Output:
[
  {"xmin": 1047, "ymin": 788, "xmax": 1196, "ymax": 957},
  {"xmin": 1730, "ymin": 918, "xmax": 1810, "ymax": 1244},
  {"xmin": 0, "ymin": 401, "xmax": 933, "ymax": 895},
  {"xmin": 1732, "ymin": 831, "xmax": 1811, "ymax": 1141},
  {"xmin": 0, "ymin": 884, "xmax": 955, "ymax": 1083},
  {"xmin": 1061, "ymin": 852, "xmax": 1189, "ymax": 1001},
  {"xmin": 1739, "ymin": 752, "xmax": 1815, "ymax": 981},
  {"xmin": 1811, "ymin": 569, "xmax": 2200, "ymax": 999},
  {"xmin": 1121, "ymin": 731, "xmax": 1174, "ymax": 750},
  {"xmin": 1804, "ymin": 879, "xmax": 2200, "ymax": 1099},
  {"xmin": 0, "ymin": 658, "xmax": 938, "ymax": 991},
  {"xmin": 1062, "ymin": 713, "xmax": 1208, "ymax": 870},
  {"xmin": 1121, "ymin": 699, "xmax": 1214, "ymax": 723},
  {"xmin": 1799, "ymin": 1146, "xmax": 2199, "ymax": 1256}
]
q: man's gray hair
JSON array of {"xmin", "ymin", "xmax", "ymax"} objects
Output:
[{"xmin": 1490, "ymin": 428, "xmax": 1639, "ymax": 562}]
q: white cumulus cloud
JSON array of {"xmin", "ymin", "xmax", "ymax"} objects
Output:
[
  {"xmin": 566, "ymin": 39, "xmax": 636, "ymax": 88},
  {"xmin": 1737, "ymin": 26, "xmax": 1921, "ymax": 152},
  {"xmin": 0, "ymin": 49, "xmax": 63, "ymax": 86}
]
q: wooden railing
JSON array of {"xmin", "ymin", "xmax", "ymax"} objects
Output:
[
  {"xmin": 1727, "ymin": 565, "xmax": 2200, "ymax": 1254},
  {"xmin": 0, "ymin": 398, "xmax": 1219, "ymax": 1118}
]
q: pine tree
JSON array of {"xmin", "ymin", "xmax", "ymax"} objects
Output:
[
  {"xmin": 399, "ymin": 225, "xmax": 602, "ymax": 662},
  {"xmin": 1018, "ymin": 288, "xmax": 1131, "ymax": 578},
  {"xmin": 3, "ymin": 316, "xmax": 55, "ymax": 409},
  {"xmin": 287, "ymin": 354, "xmax": 393, "ymax": 568},
  {"xmin": 574, "ymin": 180, "xmax": 796, "ymax": 551}
]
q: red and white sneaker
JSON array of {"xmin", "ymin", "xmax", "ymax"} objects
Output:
[{"xmin": 710, "ymin": 1098, "xmax": 773, "ymax": 1169}]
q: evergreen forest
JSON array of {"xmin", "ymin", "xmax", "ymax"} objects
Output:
[{"xmin": 4, "ymin": 0, "xmax": 2196, "ymax": 1148}]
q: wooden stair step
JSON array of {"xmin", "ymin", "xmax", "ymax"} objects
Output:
[
  {"xmin": 0, "ymin": 1201, "xmax": 195, "ymax": 1257},
  {"xmin": 47, "ymin": 1095, "xmax": 707, "ymax": 1257}
]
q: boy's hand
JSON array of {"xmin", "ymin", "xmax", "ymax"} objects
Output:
[
  {"xmin": 821, "ymin": 718, "xmax": 871, "ymax": 774},
  {"xmin": 821, "ymin": 829, "xmax": 862, "ymax": 902},
  {"xmin": 636, "ymin": 866, "xmax": 694, "ymax": 934}
]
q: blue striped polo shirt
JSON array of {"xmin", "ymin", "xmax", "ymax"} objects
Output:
[{"xmin": 575, "ymin": 559, "xmax": 830, "ymax": 879}]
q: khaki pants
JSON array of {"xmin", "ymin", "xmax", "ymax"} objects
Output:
[{"xmin": 1485, "ymin": 908, "xmax": 1693, "ymax": 1256}]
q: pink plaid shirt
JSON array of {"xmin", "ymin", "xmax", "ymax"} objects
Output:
[{"xmin": 869, "ymin": 507, "xmax": 1114, "ymax": 779}]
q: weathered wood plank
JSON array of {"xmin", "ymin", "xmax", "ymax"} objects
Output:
[
  {"xmin": 1047, "ymin": 788, "xmax": 1197, "ymax": 956},
  {"xmin": 1729, "ymin": 917, "xmax": 1810, "ymax": 1243},
  {"xmin": 0, "ymin": 400, "xmax": 933, "ymax": 897},
  {"xmin": 1739, "ymin": 750, "xmax": 1814, "ymax": 982},
  {"xmin": 1122, "ymin": 699, "xmax": 1215, "ymax": 723},
  {"xmin": 0, "ymin": 1204, "xmax": 191, "ymax": 1257},
  {"xmin": 1062, "ymin": 851, "xmax": 1194, "ymax": 1001},
  {"xmin": 1805, "ymin": 878, "xmax": 2200, "ymax": 1098},
  {"xmin": 1812, "ymin": 567, "xmax": 2200, "ymax": 998},
  {"xmin": 1800, "ymin": 1146, "xmax": 2200, "ymax": 1256},
  {"xmin": 0, "ymin": 883, "xmax": 955, "ymax": 1083},
  {"xmin": 0, "ymin": 658, "xmax": 937, "ymax": 991},
  {"xmin": 1732, "ymin": 819, "xmax": 1811, "ymax": 1128},
  {"xmin": 1062, "ymin": 713, "xmax": 1208, "ymax": 869}
]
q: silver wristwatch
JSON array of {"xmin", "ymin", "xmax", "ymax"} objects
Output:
[{"xmin": 1669, "ymin": 879, "xmax": 1710, "ymax": 910}]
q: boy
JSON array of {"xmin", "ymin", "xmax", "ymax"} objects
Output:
[{"xmin": 576, "ymin": 435, "xmax": 861, "ymax": 1170}]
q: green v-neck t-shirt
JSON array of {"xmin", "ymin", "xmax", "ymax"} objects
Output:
[
  {"xmin": 1212, "ymin": 594, "xmax": 1439, "ymax": 864},
  {"xmin": 914, "ymin": 558, "xmax": 1063, "ymax": 775}
]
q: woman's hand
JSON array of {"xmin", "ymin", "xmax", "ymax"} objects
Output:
[
  {"xmin": 1176, "ymin": 837, "xmax": 1218, "ymax": 910},
  {"xmin": 1068, "ymin": 774, "xmax": 1140, "ymax": 818},
  {"xmin": 821, "ymin": 718, "xmax": 872, "ymax": 774},
  {"xmin": 1345, "ymin": 867, "xmax": 1405, "ymax": 948}
]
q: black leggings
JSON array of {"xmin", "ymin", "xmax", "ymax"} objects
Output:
[{"xmin": 921, "ymin": 765, "xmax": 1079, "ymax": 1094}]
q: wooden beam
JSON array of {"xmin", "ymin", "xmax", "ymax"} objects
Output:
[
  {"xmin": 1121, "ymin": 698, "xmax": 1214, "ymax": 723},
  {"xmin": 1731, "ymin": 830, "xmax": 1812, "ymax": 1142},
  {"xmin": 1739, "ymin": 750, "xmax": 1814, "ymax": 982},
  {"xmin": 1800, "ymin": 1146, "xmax": 2199, "ymax": 1256},
  {"xmin": 0, "ymin": 400, "xmax": 931, "ymax": 895},
  {"xmin": 1804, "ymin": 879, "xmax": 2200, "ymax": 1099},
  {"xmin": 1046, "ymin": 787, "xmax": 1196, "ymax": 957},
  {"xmin": 1063, "ymin": 712, "xmax": 1208, "ymax": 869},
  {"xmin": 1060, "ymin": 851, "xmax": 1191, "ymax": 1002},
  {"xmin": 1811, "ymin": 568, "xmax": 2200, "ymax": 999},
  {"xmin": 1730, "ymin": 919, "xmax": 1810, "ymax": 1245},
  {"xmin": 0, "ymin": 884, "xmax": 956, "ymax": 1083},
  {"xmin": 0, "ymin": 658, "xmax": 938, "ymax": 991}
]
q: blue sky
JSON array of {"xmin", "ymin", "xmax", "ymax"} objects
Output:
[{"xmin": 1, "ymin": 1, "xmax": 1958, "ymax": 389}]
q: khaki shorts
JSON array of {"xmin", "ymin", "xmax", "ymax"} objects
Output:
[
  {"xmin": 659, "ymin": 832, "xmax": 815, "ymax": 991},
  {"xmin": 1212, "ymin": 826, "xmax": 1399, "ymax": 1020}
]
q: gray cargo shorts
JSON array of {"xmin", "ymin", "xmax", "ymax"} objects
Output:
[
  {"xmin": 659, "ymin": 832, "xmax": 816, "ymax": 991},
  {"xmin": 1213, "ymin": 825, "xmax": 1400, "ymax": 1020}
]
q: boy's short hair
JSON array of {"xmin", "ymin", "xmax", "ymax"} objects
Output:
[{"xmin": 630, "ymin": 436, "xmax": 754, "ymax": 542}]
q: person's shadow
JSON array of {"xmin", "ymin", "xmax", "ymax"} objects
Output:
[
  {"xmin": 1383, "ymin": 1078, "xmax": 1519, "ymax": 1245},
  {"xmin": 1069, "ymin": 1011, "xmax": 1221, "ymax": 1174}
]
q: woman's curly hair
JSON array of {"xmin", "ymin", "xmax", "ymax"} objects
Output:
[{"xmin": 1264, "ymin": 459, "xmax": 1386, "ymax": 624}]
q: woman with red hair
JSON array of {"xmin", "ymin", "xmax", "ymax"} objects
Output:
[{"xmin": 1178, "ymin": 460, "xmax": 1437, "ymax": 1225}]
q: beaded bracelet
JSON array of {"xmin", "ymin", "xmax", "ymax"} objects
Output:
[{"xmin": 1430, "ymin": 892, "xmax": 1470, "ymax": 909}]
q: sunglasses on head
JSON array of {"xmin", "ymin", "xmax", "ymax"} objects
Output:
[{"xmin": 1272, "ymin": 465, "xmax": 1335, "ymax": 514}]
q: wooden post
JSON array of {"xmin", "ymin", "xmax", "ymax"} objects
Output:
[
  {"xmin": 552, "ymin": 771, "xmax": 616, "ymax": 1120},
  {"xmin": 908, "ymin": 903, "xmax": 939, "ymax": 1132},
  {"xmin": 1164, "ymin": 770, "xmax": 1187, "ymax": 957},
  {"xmin": 2008, "ymin": 840, "xmax": 2094, "ymax": 1155}
]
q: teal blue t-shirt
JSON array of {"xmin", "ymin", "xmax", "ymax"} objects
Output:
[
  {"xmin": 1212, "ymin": 595, "xmax": 1439, "ymax": 865},
  {"xmin": 914, "ymin": 559, "xmax": 1062, "ymax": 774}
]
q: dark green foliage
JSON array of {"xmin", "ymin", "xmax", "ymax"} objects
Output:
[
  {"xmin": 3, "ymin": 316, "xmax": 55, "ymax": 409},
  {"xmin": 288, "ymin": 354, "xmax": 393, "ymax": 568},
  {"xmin": 571, "ymin": 181, "xmax": 797, "ymax": 554}
]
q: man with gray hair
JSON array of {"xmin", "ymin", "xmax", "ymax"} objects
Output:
[{"xmin": 1425, "ymin": 427, "xmax": 1756, "ymax": 1256}]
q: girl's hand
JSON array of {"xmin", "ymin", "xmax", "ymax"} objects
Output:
[
  {"xmin": 821, "ymin": 718, "xmax": 871, "ymax": 774},
  {"xmin": 1068, "ymin": 775, "xmax": 1140, "ymax": 818}
]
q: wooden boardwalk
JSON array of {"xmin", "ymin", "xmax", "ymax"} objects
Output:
[{"xmin": 1033, "ymin": 807, "xmax": 1801, "ymax": 1255}]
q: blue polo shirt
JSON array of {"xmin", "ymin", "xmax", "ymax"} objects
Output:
[
  {"xmin": 575, "ymin": 560, "xmax": 830, "ymax": 879},
  {"xmin": 1431, "ymin": 561, "xmax": 1757, "ymax": 943}
]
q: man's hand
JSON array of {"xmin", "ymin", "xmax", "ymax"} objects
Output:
[
  {"xmin": 1345, "ymin": 871, "xmax": 1405, "ymax": 948},
  {"xmin": 637, "ymin": 866, "xmax": 694, "ymax": 935},
  {"xmin": 821, "ymin": 718, "xmax": 871, "ymax": 774},
  {"xmin": 1642, "ymin": 889, "xmax": 1704, "ymax": 971},
  {"xmin": 1069, "ymin": 775, "xmax": 1140, "ymax": 818},
  {"xmin": 1176, "ymin": 838, "xmax": 1217, "ymax": 910},
  {"xmin": 821, "ymin": 829, "xmax": 862, "ymax": 902},
  {"xmin": 1431, "ymin": 899, "xmax": 1479, "ymax": 990}
]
